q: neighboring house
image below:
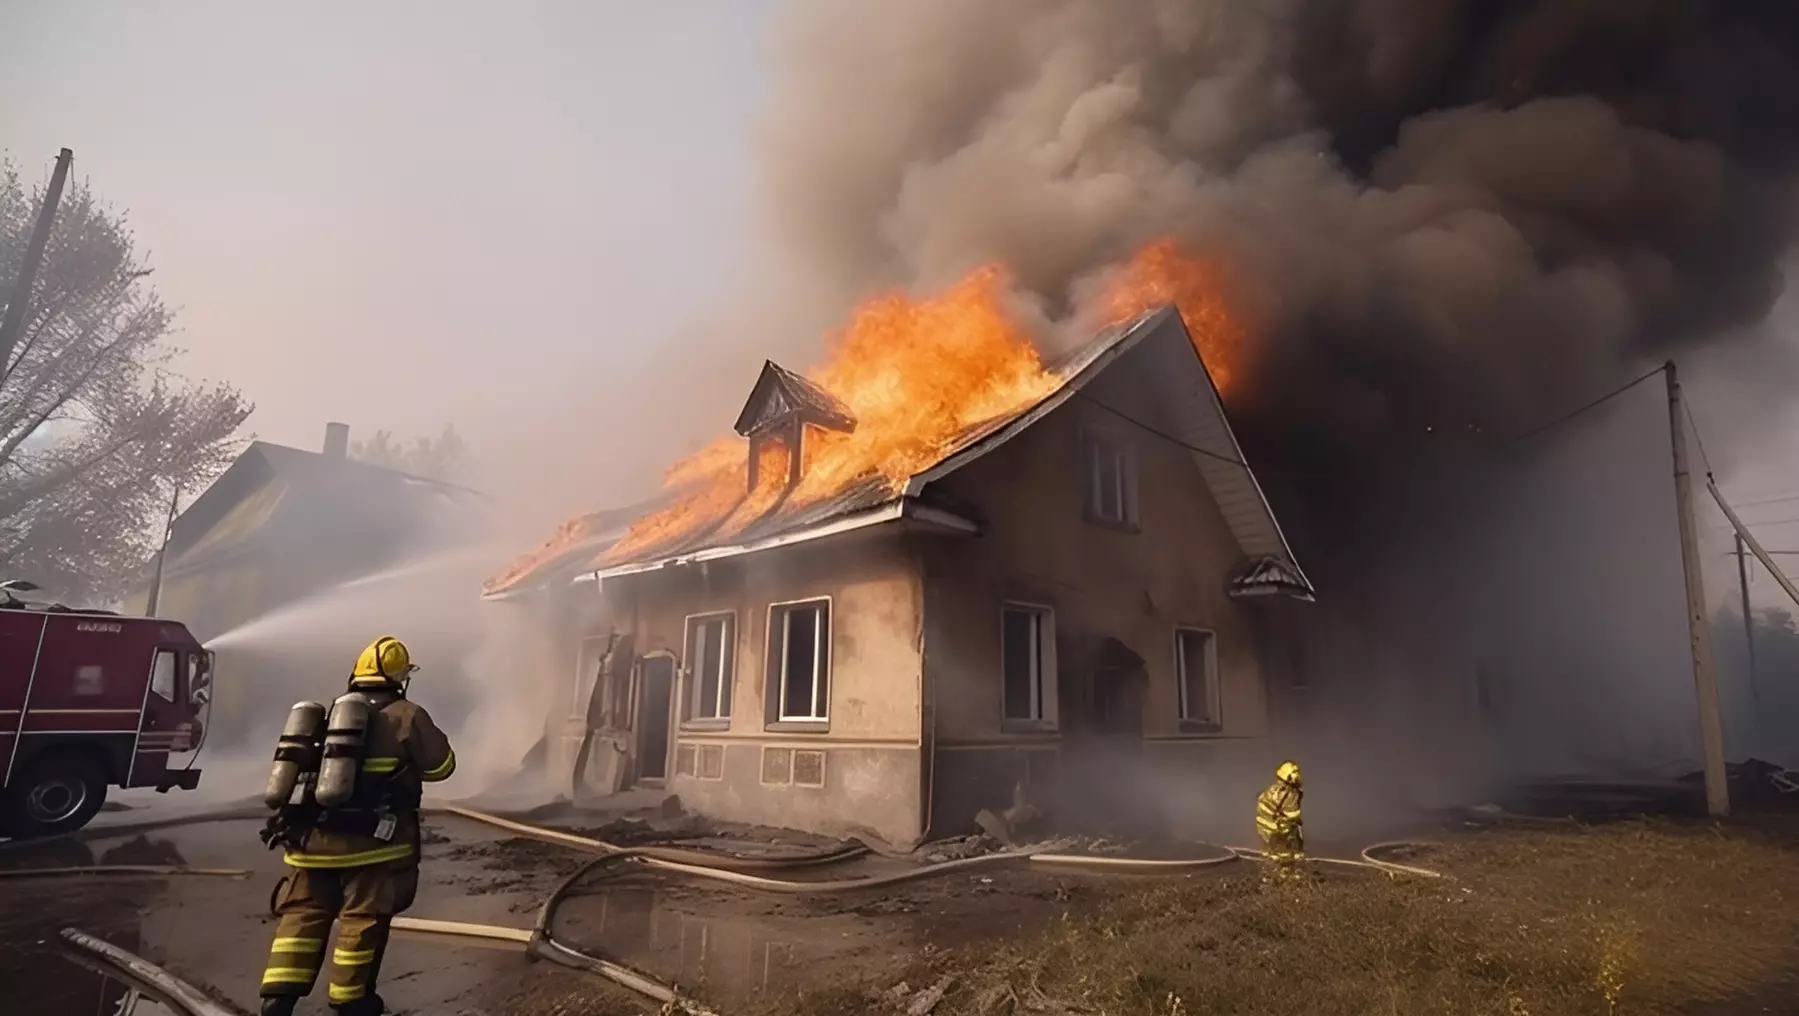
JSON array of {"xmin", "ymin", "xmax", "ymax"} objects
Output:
[
  {"xmin": 129, "ymin": 423, "xmax": 488, "ymax": 744},
  {"xmin": 491, "ymin": 307, "xmax": 1314, "ymax": 846}
]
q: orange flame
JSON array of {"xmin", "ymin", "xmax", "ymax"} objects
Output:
[
  {"xmin": 604, "ymin": 265, "xmax": 1061, "ymax": 562},
  {"xmin": 571, "ymin": 239, "xmax": 1247, "ymax": 571},
  {"xmin": 1094, "ymin": 238, "xmax": 1244, "ymax": 395}
]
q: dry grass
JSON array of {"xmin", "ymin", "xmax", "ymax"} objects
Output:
[{"xmin": 756, "ymin": 819, "xmax": 1799, "ymax": 1016}]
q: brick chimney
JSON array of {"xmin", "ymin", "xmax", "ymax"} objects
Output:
[{"xmin": 323, "ymin": 422, "xmax": 350, "ymax": 459}]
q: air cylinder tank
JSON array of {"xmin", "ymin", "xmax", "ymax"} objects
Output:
[
  {"xmin": 264, "ymin": 701, "xmax": 326, "ymax": 809},
  {"xmin": 313, "ymin": 693, "xmax": 371, "ymax": 809}
]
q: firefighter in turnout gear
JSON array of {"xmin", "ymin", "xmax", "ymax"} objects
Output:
[
  {"xmin": 257, "ymin": 636, "xmax": 455, "ymax": 1016},
  {"xmin": 1255, "ymin": 760, "xmax": 1304, "ymax": 877}
]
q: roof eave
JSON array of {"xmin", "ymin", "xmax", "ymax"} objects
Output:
[{"xmin": 580, "ymin": 497, "xmax": 977, "ymax": 585}]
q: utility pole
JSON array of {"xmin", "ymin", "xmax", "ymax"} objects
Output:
[
  {"xmin": 0, "ymin": 148, "xmax": 74, "ymax": 374},
  {"xmin": 1734, "ymin": 535, "xmax": 1757, "ymax": 705},
  {"xmin": 1666, "ymin": 361, "xmax": 1729, "ymax": 817},
  {"xmin": 144, "ymin": 482, "xmax": 181, "ymax": 617}
]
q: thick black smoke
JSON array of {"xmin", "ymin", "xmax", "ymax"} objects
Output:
[{"xmin": 757, "ymin": 0, "xmax": 1799, "ymax": 471}]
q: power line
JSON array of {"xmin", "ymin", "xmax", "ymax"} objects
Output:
[
  {"xmin": 1486, "ymin": 365, "xmax": 1667, "ymax": 455},
  {"xmin": 1682, "ymin": 398, "xmax": 1714, "ymax": 477},
  {"xmin": 1070, "ymin": 390, "xmax": 1250, "ymax": 468},
  {"xmin": 1074, "ymin": 362, "xmax": 1667, "ymax": 476},
  {"xmin": 1725, "ymin": 491, "xmax": 1799, "ymax": 509}
]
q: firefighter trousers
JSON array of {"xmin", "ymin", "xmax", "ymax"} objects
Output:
[
  {"xmin": 1259, "ymin": 829, "xmax": 1305, "ymax": 883},
  {"xmin": 261, "ymin": 859, "xmax": 420, "ymax": 1011}
]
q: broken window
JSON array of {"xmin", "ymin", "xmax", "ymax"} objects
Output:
[
  {"xmin": 1082, "ymin": 428, "xmax": 1139, "ymax": 528},
  {"xmin": 1176, "ymin": 628, "xmax": 1221, "ymax": 728},
  {"xmin": 771, "ymin": 599, "xmax": 830, "ymax": 722},
  {"xmin": 1002, "ymin": 604, "xmax": 1054, "ymax": 723},
  {"xmin": 684, "ymin": 612, "xmax": 735, "ymax": 722}
]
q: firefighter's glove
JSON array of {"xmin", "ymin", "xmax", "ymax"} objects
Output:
[{"xmin": 258, "ymin": 815, "xmax": 285, "ymax": 851}]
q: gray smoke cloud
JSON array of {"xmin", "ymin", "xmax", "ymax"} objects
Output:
[{"xmin": 754, "ymin": 0, "xmax": 1799, "ymax": 468}]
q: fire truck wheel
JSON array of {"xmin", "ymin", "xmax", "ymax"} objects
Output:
[{"xmin": 1, "ymin": 755, "xmax": 108, "ymax": 839}]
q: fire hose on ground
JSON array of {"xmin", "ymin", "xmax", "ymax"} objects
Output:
[{"xmin": 8, "ymin": 801, "xmax": 1444, "ymax": 1016}]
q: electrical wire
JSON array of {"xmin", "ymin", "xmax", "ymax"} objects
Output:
[
  {"xmin": 1487, "ymin": 364, "xmax": 1667, "ymax": 455},
  {"xmin": 1072, "ymin": 364, "xmax": 1666, "ymax": 471}
]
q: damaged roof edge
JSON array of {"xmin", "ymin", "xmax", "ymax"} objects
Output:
[
  {"xmin": 902, "ymin": 306, "xmax": 1175, "ymax": 498},
  {"xmin": 578, "ymin": 497, "xmax": 979, "ymax": 584}
]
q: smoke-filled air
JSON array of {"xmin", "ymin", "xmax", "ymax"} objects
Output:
[
  {"xmin": 749, "ymin": 0, "xmax": 1799, "ymax": 469},
  {"xmin": 11, "ymin": 5, "xmax": 1799, "ymax": 1012}
]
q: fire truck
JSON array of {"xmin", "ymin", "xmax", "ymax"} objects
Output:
[{"xmin": 0, "ymin": 581, "xmax": 211, "ymax": 839}]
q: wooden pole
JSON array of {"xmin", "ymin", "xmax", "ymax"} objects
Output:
[
  {"xmin": 0, "ymin": 148, "xmax": 74, "ymax": 374},
  {"xmin": 144, "ymin": 482, "xmax": 181, "ymax": 616},
  {"xmin": 1666, "ymin": 361, "xmax": 1729, "ymax": 817}
]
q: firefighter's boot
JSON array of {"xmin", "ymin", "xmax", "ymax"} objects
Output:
[
  {"xmin": 260, "ymin": 997, "xmax": 298, "ymax": 1016},
  {"xmin": 331, "ymin": 992, "xmax": 386, "ymax": 1016}
]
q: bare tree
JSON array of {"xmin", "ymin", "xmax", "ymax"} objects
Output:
[
  {"xmin": 0, "ymin": 160, "xmax": 252, "ymax": 601},
  {"xmin": 350, "ymin": 424, "xmax": 469, "ymax": 484}
]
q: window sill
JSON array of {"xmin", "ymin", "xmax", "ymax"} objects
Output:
[
  {"xmin": 1001, "ymin": 719, "xmax": 1059, "ymax": 735},
  {"xmin": 680, "ymin": 718, "xmax": 731, "ymax": 733},
  {"xmin": 765, "ymin": 719, "xmax": 831, "ymax": 735},
  {"xmin": 1178, "ymin": 719, "xmax": 1224, "ymax": 735}
]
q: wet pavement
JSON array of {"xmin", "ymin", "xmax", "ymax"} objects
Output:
[
  {"xmin": 0, "ymin": 801, "xmax": 1277, "ymax": 1014},
  {"xmin": 0, "ymin": 811, "xmax": 603, "ymax": 1016}
]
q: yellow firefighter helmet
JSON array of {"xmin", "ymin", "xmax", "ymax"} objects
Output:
[
  {"xmin": 351, "ymin": 636, "xmax": 418, "ymax": 684},
  {"xmin": 1275, "ymin": 759, "xmax": 1302, "ymax": 787}
]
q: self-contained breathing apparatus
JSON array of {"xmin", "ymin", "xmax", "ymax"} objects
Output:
[{"xmin": 259, "ymin": 691, "xmax": 419, "ymax": 851}]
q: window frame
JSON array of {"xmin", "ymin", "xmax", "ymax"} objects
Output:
[
  {"xmin": 1174, "ymin": 626, "xmax": 1223, "ymax": 733},
  {"xmin": 681, "ymin": 610, "xmax": 737, "ymax": 728},
  {"xmin": 764, "ymin": 596, "xmax": 833, "ymax": 731},
  {"xmin": 148, "ymin": 648, "xmax": 178, "ymax": 705},
  {"xmin": 1080, "ymin": 425, "xmax": 1140, "ymax": 531},
  {"xmin": 571, "ymin": 635, "xmax": 613, "ymax": 723},
  {"xmin": 1000, "ymin": 601, "xmax": 1059, "ymax": 731}
]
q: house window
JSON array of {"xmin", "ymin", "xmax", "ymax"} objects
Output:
[
  {"xmin": 683, "ymin": 612, "xmax": 735, "ymax": 722},
  {"xmin": 1082, "ymin": 428, "xmax": 1138, "ymax": 528},
  {"xmin": 1002, "ymin": 603, "xmax": 1055, "ymax": 724},
  {"xmin": 149, "ymin": 651, "xmax": 177, "ymax": 704},
  {"xmin": 769, "ymin": 599, "xmax": 830, "ymax": 723},
  {"xmin": 1176, "ymin": 628, "xmax": 1221, "ymax": 729}
]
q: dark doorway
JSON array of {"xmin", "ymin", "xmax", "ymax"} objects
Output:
[
  {"xmin": 1060, "ymin": 635, "xmax": 1156, "ymax": 836},
  {"xmin": 637, "ymin": 656, "xmax": 675, "ymax": 782}
]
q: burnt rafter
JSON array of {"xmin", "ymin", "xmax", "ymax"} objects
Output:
[{"xmin": 733, "ymin": 361, "xmax": 858, "ymax": 492}]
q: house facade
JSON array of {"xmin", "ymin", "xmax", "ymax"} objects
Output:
[
  {"xmin": 132, "ymin": 423, "xmax": 488, "ymax": 745},
  {"xmin": 489, "ymin": 307, "xmax": 1313, "ymax": 846}
]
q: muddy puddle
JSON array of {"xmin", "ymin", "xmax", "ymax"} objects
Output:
[{"xmin": 541, "ymin": 860, "xmax": 1117, "ymax": 1004}]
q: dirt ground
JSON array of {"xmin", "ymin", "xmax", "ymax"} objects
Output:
[{"xmin": 4, "ymin": 805, "xmax": 1798, "ymax": 1016}]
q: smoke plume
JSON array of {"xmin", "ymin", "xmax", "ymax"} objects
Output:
[{"xmin": 756, "ymin": 0, "xmax": 1799, "ymax": 465}]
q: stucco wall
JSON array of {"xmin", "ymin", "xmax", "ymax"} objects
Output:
[
  {"xmin": 599, "ymin": 534, "xmax": 925, "ymax": 845},
  {"xmin": 923, "ymin": 395, "xmax": 1272, "ymax": 834}
]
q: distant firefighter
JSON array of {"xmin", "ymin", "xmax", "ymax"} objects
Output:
[{"xmin": 1255, "ymin": 760, "xmax": 1304, "ymax": 867}]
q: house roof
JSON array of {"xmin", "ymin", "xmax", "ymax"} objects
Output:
[
  {"xmin": 481, "ymin": 493, "xmax": 673, "ymax": 599},
  {"xmin": 160, "ymin": 441, "xmax": 487, "ymax": 582},
  {"xmin": 733, "ymin": 360, "xmax": 858, "ymax": 437},
  {"xmin": 564, "ymin": 305, "xmax": 1312, "ymax": 598}
]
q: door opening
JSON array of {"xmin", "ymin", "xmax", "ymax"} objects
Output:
[{"xmin": 636, "ymin": 656, "xmax": 675, "ymax": 783}]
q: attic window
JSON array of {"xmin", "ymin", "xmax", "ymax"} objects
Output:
[
  {"xmin": 1081, "ymin": 427, "xmax": 1139, "ymax": 530},
  {"xmin": 733, "ymin": 361, "xmax": 857, "ymax": 493}
]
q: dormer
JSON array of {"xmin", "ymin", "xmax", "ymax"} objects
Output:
[{"xmin": 732, "ymin": 361, "xmax": 857, "ymax": 493}]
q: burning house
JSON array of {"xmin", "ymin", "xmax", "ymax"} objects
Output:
[{"xmin": 489, "ymin": 286, "xmax": 1315, "ymax": 846}]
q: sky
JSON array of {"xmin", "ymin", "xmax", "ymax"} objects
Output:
[{"xmin": 1, "ymin": 0, "xmax": 778, "ymax": 522}]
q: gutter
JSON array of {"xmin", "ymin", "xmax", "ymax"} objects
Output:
[{"xmin": 577, "ymin": 497, "xmax": 978, "ymax": 585}]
